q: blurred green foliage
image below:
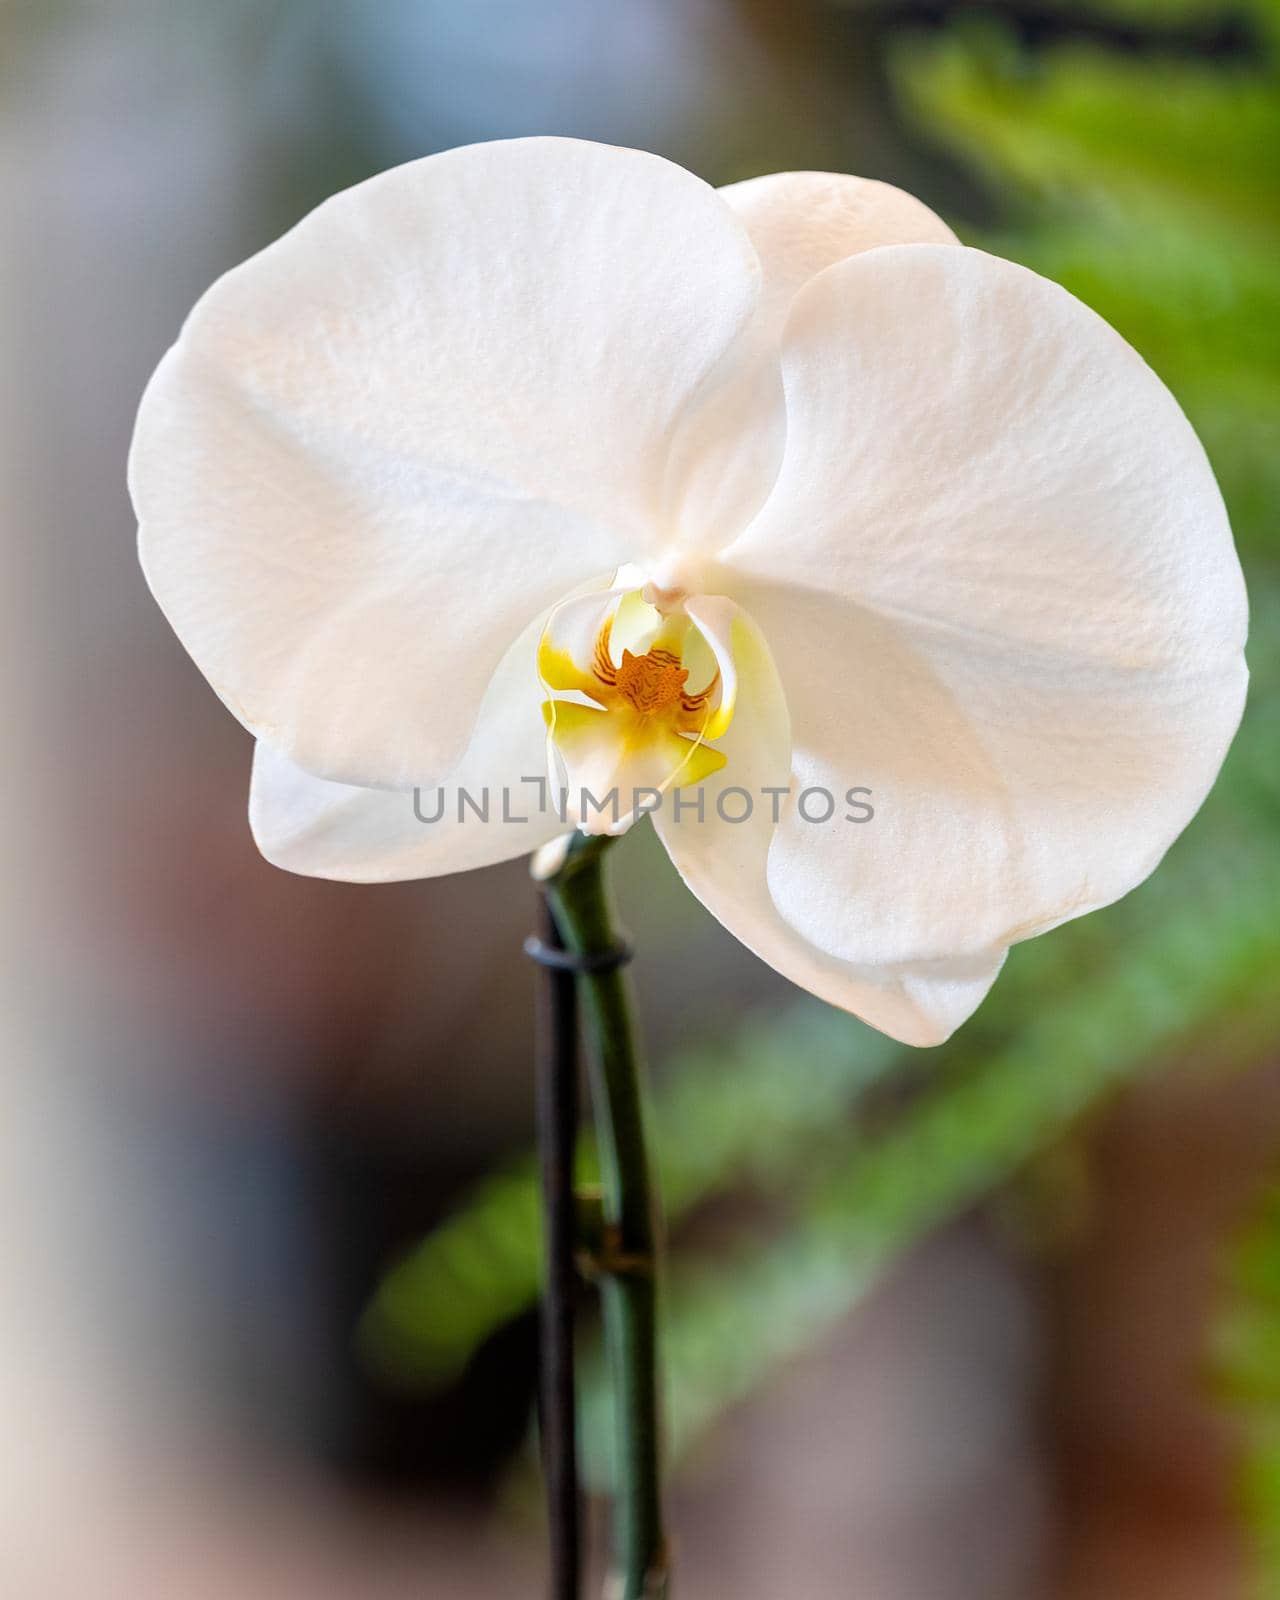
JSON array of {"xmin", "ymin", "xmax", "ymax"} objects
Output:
[
  {"xmin": 904, "ymin": 9, "xmax": 1280, "ymax": 1582},
  {"xmin": 895, "ymin": 5, "xmax": 1280, "ymax": 548},
  {"xmin": 364, "ymin": 0, "xmax": 1280, "ymax": 1537}
]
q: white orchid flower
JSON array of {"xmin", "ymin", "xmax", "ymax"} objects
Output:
[{"xmin": 131, "ymin": 137, "xmax": 1247, "ymax": 1047}]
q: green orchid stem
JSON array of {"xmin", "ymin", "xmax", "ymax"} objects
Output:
[{"xmin": 545, "ymin": 832, "xmax": 668, "ymax": 1600}]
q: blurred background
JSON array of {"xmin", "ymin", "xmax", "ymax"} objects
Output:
[{"xmin": 3, "ymin": 1, "xmax": 1279, "ymax": 1595}]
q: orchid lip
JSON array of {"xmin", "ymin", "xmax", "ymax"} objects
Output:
[{"xmin": 537, "ymin": 583, "xmax": 738, "ymax": 835}]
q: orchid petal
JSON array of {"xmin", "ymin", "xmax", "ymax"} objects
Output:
[
  {"xmin": 132, "ymin": 137, "xmax": 763, "ymax": 789},
  {"xmin": 669, "ymin": 172, "xmax": 956, "ymax": 548},
  {"xmin": 718, "ymin": 244, "xmax": 1247, "ymax": 975},
  {"xmin": 720, "ymin": 170, "xmax": 958, "ymax": 335},
  {"xmin": 654, "ymin": 600, "xmax": 1002, "ymax": 1045},
  {"xmin": 250, "ymin": 611, "xmax": 564, "ymax": 880}
]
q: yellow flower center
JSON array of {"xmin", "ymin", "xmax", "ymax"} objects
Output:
[
  {"xmin": 585, "ymin": 616, "xmax": 719, "ymax": 724},
  {"xmin": 536, "ymin": 587, "xmax": 740, "ymax": 832},
  {"xmin": 615, "ymin": 647, "xmax": 687, "ymax": 713}
]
